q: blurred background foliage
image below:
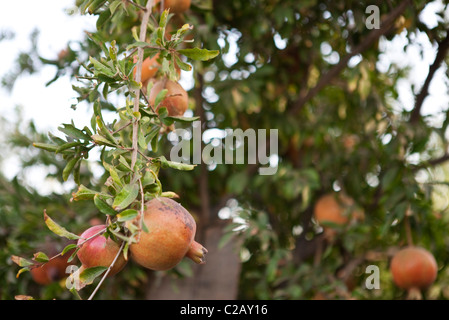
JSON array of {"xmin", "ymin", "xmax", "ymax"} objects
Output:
[{"xmin": 2, "ymin": 0, "xmax": 449, "ymax": 300}]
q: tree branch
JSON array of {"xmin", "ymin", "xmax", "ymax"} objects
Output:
[
  {"xmin": 194, "ymin": 73, "xmax": 211, "ymax": 229},
  {"xmin": 288, "ymin": 0, "xmax": 411, "ymax": 115},
  {"xmin": 412, "ymin": 153, "xmax": 449, "ymax": 171},
  {"xmin": 131, "ymin": 0, "xmax": 154, "ymax": 173},
  {"xmin": 410, "ymin": 30, "xmax": 449, "ymax": 123}
]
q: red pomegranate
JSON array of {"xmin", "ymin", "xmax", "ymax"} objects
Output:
[
  {"xmin": 129, "ymin": 197, "xmax": 207, "ymax": 271},
  {"xmin": 76, "ymin": 225, "xmax": 127, "ymax": 276},
  {"xmin": 390, "ymin": 246, "xmax": 438, "ymax": 290}
]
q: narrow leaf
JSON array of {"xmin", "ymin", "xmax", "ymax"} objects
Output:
[
  {"xmin": 11, "ymin": 255, "xmax": 34, "ymax": 267},
  {"xmin": 63, "ymin": 156, "xmax": 80, "ymax": 181},
  {"xmin": 61, "ymin": 244, "xmax": 77, "ymax": 256},
  {"xmin": 32, "ymin": 143, "xmax": 58, "ymax": 152},
  {"xmin": 178, "ymin": 48, "xmax": 220, "ymax": 61},
  {"xmin": 33, "ymin": 252, "xmax": 49, "ymax": 263},
  {"xmin": 154, "ymin": 89, "xmax": 168, "ymax": 109},
  {"xmin": 79, "ymin": 266, "xmax": 108, "ymax": 285},
  {"xmin": 59, "ymin": 124, "xmax": 92, "ymax": 141},
  {"xmin": 117, "ymin": 209, "xmax": 139, "ymax": 222},
  {"xmin": 72, "ymin": 184, "xmax": 99, "ymax": 201},
  {"xmin": 43, "ymin": 211, "xmax": 80, "ymax": 240},
  {"xmin": 94, "ymin": 194, "xmax": 117, "ymax": 216},
  {"xmin": 159, "ymin": 156, "xmax": 195, "ymax": 171},
  {"xmin": 112, "ymin": 183, "xmax": 139, "ymax": 211}
]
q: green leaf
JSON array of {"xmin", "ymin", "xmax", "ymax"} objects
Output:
[
  {"xmin": 63, "ymin": 156, "xmax": 80, "ymax": 181},
  {"xmin": 61, "ymin": 244, "xmax": 78, "ymax": 256},
  {"xmin": 178, "ymin": 48, "xmax": 220, "ymax": 61},
  {"xmin": 96, "ymin": 115, "xmax": 117, "ymax": 144},
  {"xmin": 160, "ymin": 191, "xmax": 179, "ymax": 198},
  {"xmin": 94, "ymin": 194, "xmax": 117, "ymax": 216},
  {"xmin": 159, "ymin": 9, "xmax": 170, "ymax": 28},
  {"xmin": 11, "ymin": 255, "xmax": 34, "ymax": 267},
  {"xmin": 175, "ymin": 54, "xmax": 192, "ymax": 71},
  {"xmin": 109, "ymin": 0, "xmax": 122, "ymax": 15},
  {"xmin": 126, "ymin": 41, "xmax": 151, "ymax": 51},
  {"xmin": 79, "ymin": 266, "xmax": 109, "ymax": 284},
  {"xmin": 159, "ymin": 156, "xmax": 195, "ymax": 171},
  {"xmin": 117, "ymin": 209, "xmax": 139, "ymax": 222},
  {"xmin": 108, "ymin": 166, "xmax": 123, "ymax": 188},
  {"xmin": 72, "ymin": 184, "xmax": 99, "ymax": 201},
  {"xmin": 89, "ymin": 56, "xmax": 115, "ymax": 77},
  {"xmin": 59, "ymin": 124, "xmax": 92, "ymax": 141},
  {"xmin": 43, "ymin": 211, "xmax": 80, "ymax": 240},
  {"xmin": 33, "ymin": 252, "xmax": 49, "ymax": 263},
  {"xmin": 112, "ymin": 183, "xmax": 139, "ymax": 211},
  {"xmin": 166, "ymin": 115, "xmax": 200, "ymax": 123},
  {"xmin": 16, "ymin": 268, "xmax": 31, "ymax": 279},
  {"xmin": 91, "ymin": 134, "xmax": 117, "ymax": 147},
  {"xmin": 32, "ymin": 142, "xmax": 59, "ymax": 152},
  {"xmin": 55, "ymin": 141, "xmax": 83, "ymax": 154},
  {"xmin": 154, "ymin": 89, "xmax": 168, "ymax": 109},
  {"xmin": 118, "ymin": 155, "xmax": 132, "ymax": 171}
]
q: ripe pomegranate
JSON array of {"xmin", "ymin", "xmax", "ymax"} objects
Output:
[
  {"xmin": 133, "ymin": 53, "xmax": 160, "ymax": 83},
  {"xmin": 148, "ymin": 78, "xmax": 188, "ymax": 117},
  {"xmin": 76, "ymin": 225, "xmax": 127, "ymax": 277},
  {"xmin": 313, "ymin": 193, "xmax": 363, "ymax": 227},
  {"xmin": 390, "ymin": 246, "xmax": 437, "ymax": 291},
  {"xmin": 162, "ymin": 0, "xmax": 191, "ymax": 14},
  {"xmin": 129, "ymin": 197, "xmax": 207, "ymax": 271},
  {"xmin": 30, "ymin": 254, "xmax": 72, "ymax": 285}
]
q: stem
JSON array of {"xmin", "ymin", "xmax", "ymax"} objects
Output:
[
  {"xmin": 125, "ymin": 0, "xmax": 148, "ymax": 11},
  {"xmin": 131, "ymin": 0, "xmax": 154, "ymax": 174},
  {"xmin": 111, "ymin": 121, "xmax": 132, "ymax": 134},
  {"xmin": 404, "ymin": 214, "xmax": 414, "ymax": 246},
  {"xmin": 87, "ymin": 240, "xmax": 126, "ymax": 300},
  {"xmin": 137, "ymin": 179, "xmax": 145, "ymax": 242}
]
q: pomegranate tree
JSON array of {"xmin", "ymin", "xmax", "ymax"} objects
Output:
[
  {"xmin": 129, "ymin": 197, "xmax": 207, "ymax": 271},
  {"xmin": 11, "ymin": 0, "xmax": 218, "ymax": 299}
]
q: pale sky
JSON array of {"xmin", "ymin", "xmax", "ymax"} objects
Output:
[{"xmin": 0, "ymin": 1, "xmax": 447, "ymax": 194}]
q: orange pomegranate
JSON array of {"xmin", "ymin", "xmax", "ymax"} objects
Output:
[
  {"xmin": 390, "ymin": 246, "xmax": 437, "ymax": 291},
  {"xmin": 129, "ymin": 197, "xmax": 207, "ymax": 271},
  {"xmin": 76, "ymin": 225, "xmax": 127, "ymax": 277},
  {"xmin": 133, "ymin": 53, "xmax": 160, "ymax": 83},
  {"xmin": 163, "ymin": 0, "xmax": 191, "ymax": 14},
  {"xmin": 314, "ymin": 193, "xmax": 363, "ymax": 227},
  {"xmin": 148, "ymin": 78, "xmax": 188, "ymax": 116}
]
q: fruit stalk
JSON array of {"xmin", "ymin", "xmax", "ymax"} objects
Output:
[{"xmin": 185, "ymin": 240, "xmax": 208, "ymax": 264}]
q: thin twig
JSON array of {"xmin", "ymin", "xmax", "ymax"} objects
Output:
[
  {"xmin": 137, "ymin": 179, "xmax": 145, "ymax": 243},
  {"xmin": 410, "ymin": 30, "xmax": 449, "ymax": 123},
  {"xmin": 125, "ymin": 0, "xmax": 148, "ymax": 11},
  {"xmin": 87, "ymin": 240, "xmax": 126, "ymax": 300},
  {"xmin": 404, "ymin": 213, "xmax": 414, "ymax": 246},
  {"xmin": 140, "ymin": 88, "xmax": 158, "ymax": 114},
  {"xmin": 111, "ymin": 121, "xmax": 132, "ymax": 134}
]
